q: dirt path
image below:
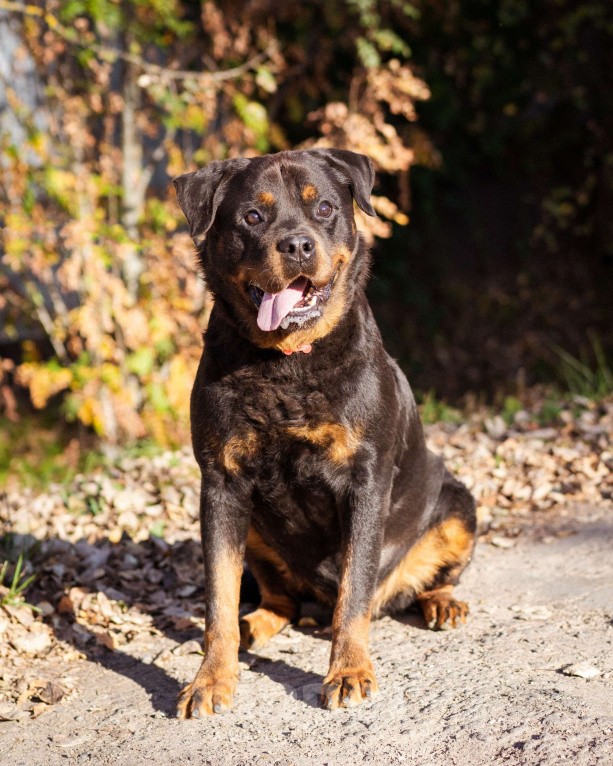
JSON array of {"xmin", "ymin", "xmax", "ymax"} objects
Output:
[{"xmin": 1, "ymin": 504, "xmax": 611, "ymax": 766}]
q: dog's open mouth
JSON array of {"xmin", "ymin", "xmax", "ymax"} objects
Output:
[{"xmin": 249, "ymin": 275, "xmax": 334, "ymax": 332}]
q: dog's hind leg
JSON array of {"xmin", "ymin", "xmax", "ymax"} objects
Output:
[
  {"xmin": 373, "ymin": 474, "xmax": 476, "ymax": 630},
  {"xmin": 416, "ymin": 475, "xmax": 476, "ymax": 630},
  {"xmin": 239, "ymin": 526, "xmax": 299, "ymax": 650}
]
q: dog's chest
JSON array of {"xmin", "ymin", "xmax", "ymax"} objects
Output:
[{"xmin": 213, "ymin": 371, "xmax": 360, "ymax": 474}]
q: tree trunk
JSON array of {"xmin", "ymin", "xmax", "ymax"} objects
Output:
[{"xmin": 120, "ymin": 61, "xmax": 145, "ymax": 297}]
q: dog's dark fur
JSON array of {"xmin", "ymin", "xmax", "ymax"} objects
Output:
[{"xmin": 173, "ymin": 149, "xmax": 476, "ymax": 717}]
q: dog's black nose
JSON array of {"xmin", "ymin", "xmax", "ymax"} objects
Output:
[{"xmin": 276, "ymin": 235, "xmax": 316, "ymax": 263}]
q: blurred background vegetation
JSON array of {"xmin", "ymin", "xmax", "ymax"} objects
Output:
[{"xmin": 0, "ymin": 0, "xmax": 612, "ymax": 479}]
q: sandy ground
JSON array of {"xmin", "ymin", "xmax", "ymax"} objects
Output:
[{"xmin": 1, "ymin": 503, "xmax": 611, "ymax": 766}]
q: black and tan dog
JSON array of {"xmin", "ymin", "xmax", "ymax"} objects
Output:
[{"xmin": 173, "ymin": 149, "xmax": 476, "ymax": 718}]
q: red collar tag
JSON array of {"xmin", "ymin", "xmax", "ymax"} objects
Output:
[{"xmin": 282, "ymin": 344, "xmax": 312, "ymax": 355}]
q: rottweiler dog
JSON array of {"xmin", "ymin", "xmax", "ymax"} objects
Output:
[{"xmin": 173, "ymin": 149, "xmax": 476, "ymax": 718}]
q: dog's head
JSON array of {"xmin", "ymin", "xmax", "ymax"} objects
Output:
[{"xmin": 174, "ymin": 149, "xmax": 376, "ymax": 352}]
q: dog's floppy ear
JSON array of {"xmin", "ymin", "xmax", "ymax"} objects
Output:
[
  {"xmin": 310, "ymin": 148, "xmax": 377, "ymax": 217},
  {"xmin": 173, "ymin": 158, "xmax": 250, "ymax": 242}
]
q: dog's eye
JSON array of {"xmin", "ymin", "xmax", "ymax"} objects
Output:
[
  {"xmin": 316, "ymin": 202, "xmax": 332, "ymax": 218},
  {"xmin": 245, "ymin": 211, "xmax": 262, "ymax": 225}
]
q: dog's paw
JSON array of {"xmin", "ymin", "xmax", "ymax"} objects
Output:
[
  {"xmin": 176, "ymin": 675, "xmax": 237, "ymax": 719},
  {"xmin": 321, "ymin": 666, "xmax": 379, "ymax": 710},
  {"xmin": 239, "ymin": 608, "xmax": 290, "ymax": 650},
  {"xmin": 420, "ymin": 591, "xmax": 469, "ymax": 630}
]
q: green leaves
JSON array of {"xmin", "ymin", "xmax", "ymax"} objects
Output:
[
  {"xmin": 127, "ymin": 348, "xmax": 155, "ymax": 378},
  {"xmin": 233, "ymin": 94, "xmax": 270, "ymax": 152},
  {"xmin": 0, "ymin": 554, "xmax": 39, "ymax": 611}
]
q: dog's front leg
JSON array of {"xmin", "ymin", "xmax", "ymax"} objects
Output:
[
  {"xmin": 176, "ymin": 475, "xmax": 250, "ymax": 719},
  {"xmin": 321, "ymin": 487, "xmax": 383, "ymax": 710}
]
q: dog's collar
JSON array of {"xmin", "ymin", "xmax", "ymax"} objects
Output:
[{"xmin": 281, "ymin": 343, "xmax": 312, "ymax": 355}]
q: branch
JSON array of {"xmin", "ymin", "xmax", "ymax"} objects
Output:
[
  {"xmin": 31, "ymin": 300, "xmax": 70, "ymax": 365},
  {"xmin": 0, "ymin": 1, "xmax": 276, "ymax": 86}
]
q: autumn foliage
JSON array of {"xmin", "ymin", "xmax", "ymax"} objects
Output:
[
  {"xmin": 0, "ymin": 0, "xmax": 434, "ymax": 443},
  {"xmin": 1, "ymin": 0, "xmax": 612, "ymax": 444}
]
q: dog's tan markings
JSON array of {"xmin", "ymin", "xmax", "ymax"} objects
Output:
[
  {"xmin": 239, "ymin": 596, "xmax": 295, "ymax": 650},
  {"xmin": 332, "ymin": 245, "xmax": 351, "ymax": 266},
  {"xmin": 323, "ymin": 608, "xmax": 379, "ymax": 709},
  {"xmin": 286, "ymin": 422, "xmax": 363, "ymax": 464},
  {"xmin": 274, "ymin": 290, "xmax": 346, "ymax": 351},
  {"xmin": 321, "ymin": 545, "xmax": 378, "ymax": 709},
  {"xmin": 238, "ymin": 238, "xmax": 356, "ymax": 351},
  {"xmin": 219, "ymin": 430, "xmax": 258, "ymax": 474},
  {"xmin": 417, "ymin": 585, "xmax": 469, "ymax": 630},
  {"xmin": 257, "ymin": 191, "xmax": 275, "ymax": 206},
  {"xmin": 246, "ymin": 526, "xmax": 284, "ymax": 565},
  {"xmin": 275, "ymin": 250, "xmax": 353, "ymax": 350},
  {"xmin": 372, "ymin": 516, "xmax": 474, "ymax": 617},
  {"xmin": 274, "ymin": 269, "xmax": 350, "ymax": 352},
  {"xmin": 245, "ymin": 527, "xmax": 315, "ymax": 600},
  {"xmin": 176, "ymin": 547, "xmax": 243, "ymax": 718},
  {"xmin": 301, "ymin": 184, "xmax": 317, "ymax": 201},
  {"xmin": 241, "ymin": 527, "xmax": 302, "ymax": 649}
]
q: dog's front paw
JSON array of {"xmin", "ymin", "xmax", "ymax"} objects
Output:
[
  {"xmin": 176, "ymin": 675, "xmax": 237, "ymax": 719},
  {"xmin": 239, "ymin": 608, "xmax": 290, "ymax": 650},
  {"xmin": 321, "ymin": 666, "xmax": 379, "ymax": 710},
  {"xmin": 419, "ymin": 590, "xmax": 469, "ymax": 630}
]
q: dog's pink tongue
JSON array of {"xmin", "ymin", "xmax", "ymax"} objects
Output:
[{"xmin": 257, "ymin": 277, "xmax": 308, "ymax": 331}]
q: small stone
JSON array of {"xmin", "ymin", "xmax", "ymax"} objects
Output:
[
  {"xmin": 114, "ymin": 489, "xmax": 148, "ymax": 514},
  {"xmin": 57, "ymin": 595, "xmax": 75, "ymax": 614},
  {"xmin": 490, "ymin": 536, "xmax": 515, "ymax": 549},
  {"xmin": 484, "ymin": 416, "xmax": 507, "ymax": 439},
  {"xmin": 532, "ymin": 482, "xmax": 554, "ymax": 501},
  {"xmin": 176, "ymin": 585, "xmax": 197, "ymax": 598},
  {"xmin": 172, "ymin": 617, "xmax": 195, "ymax": 630},
  {"xmin": 0, "ymin": 704, "xmax": 30, "ymax": 721},
  {"xmin": 54, "ymin": 734, "xmax": 91, "ymax": 748},
  {"xmin": 95, "ymin": 591, "xmax": 116, "ymax": 619},
  {"xmin": 172, "ymin": 639, "xmax": 202, "ymax": 656},
  {"xmin": 4, "ymin": 604, "xmax": 35, "ymax": 628},
  {"xmin": 97, "ymin": 630, "xmax": 120, "ymax": 650},
  {"xmin": 144, "ymin": 504, "xmax": 163, "ymax": 517},
  {"xmin": 117, "ymin": 510, "xmax": 140, "ymax": 529},
  {"xmin": 81, "ymin": 481, "xmax": 100, "ymax": 496},
  {"xmin": 36, "ymin": 601, "xmax": 55, "ymax": 616},
  {"xmin": 298, "ymin": 617, "xmax": 318, "ymax": 627},
  {"xmin": 476, "ymin": 505, "xmax": 493, "ymax": 532},
  {"xmin": 511, "ymin": 605, "xmax": 552, "ymax": 621},
  {"xmin": 562, "ymin": 662, "xmax": 600, "ymax": 679},
  {"xmin": 39, "ymin": 681, "xmax": 65, "ymax": 705},
  {"xmin": 11, "ymin": 626, "xmax": 52, "ymax": 655},
  {"xmin": 30, "ymin": 702, "xmax": 47, "ymax": 719},
  {"xmin": 153, "ymin": 649, "xmax": 172, "ymax": 665}
]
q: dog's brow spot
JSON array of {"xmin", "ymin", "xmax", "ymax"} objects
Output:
[
  {"xmin": 257, "ymin": 191, "xmax": 275, "ymax": 206},
  {"xmin": 301, "ymin": 185, "xmax": 317, "ymax": 202}
]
